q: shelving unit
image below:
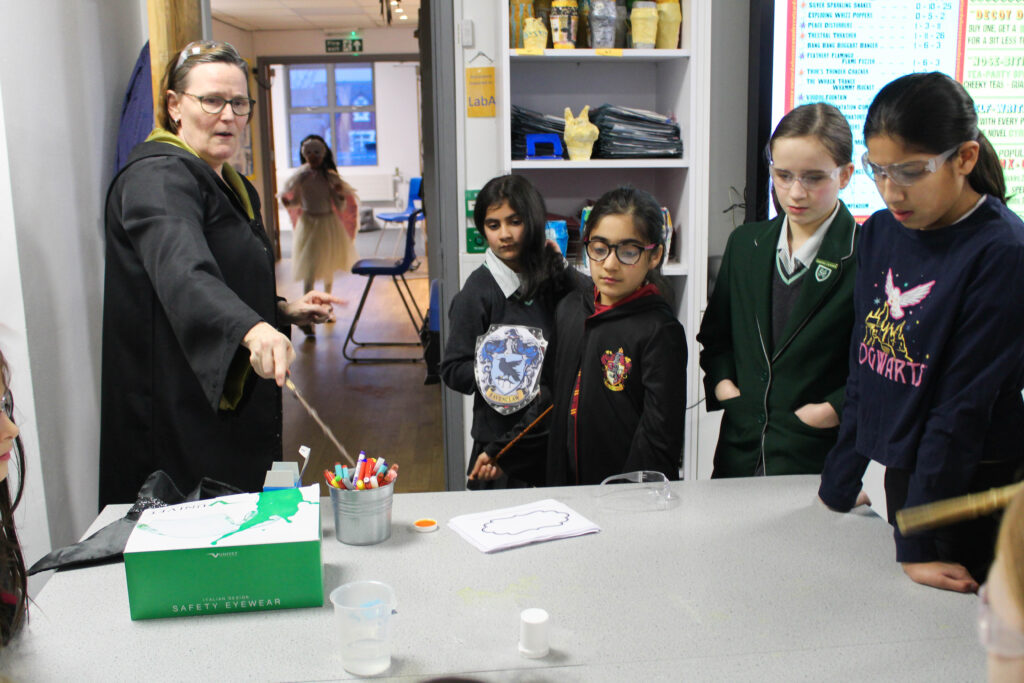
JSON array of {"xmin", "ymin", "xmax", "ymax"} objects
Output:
[
  {"xmin": 452, "ymin": 1, "xmax": 709, "ymax": 479},
  {"xmin": 493, "ymin": 1, "xmax": 708, "ymax": 477}
]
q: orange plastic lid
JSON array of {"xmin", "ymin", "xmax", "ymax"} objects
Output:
[{"xmin": 413, "ymin": 518, "xmax": 438, "ymax": 533}]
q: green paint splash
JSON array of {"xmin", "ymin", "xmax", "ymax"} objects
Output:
[{"xmin": 212, "ymin": 488, "xmax": 305, "ymax": 545}]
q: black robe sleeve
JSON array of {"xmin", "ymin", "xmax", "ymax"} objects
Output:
[{"xmin": 117, "ymin": 156, "xmax": 265, "ymax": 410}]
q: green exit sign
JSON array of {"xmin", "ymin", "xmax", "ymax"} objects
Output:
[{"xmin": 326, "ymin": 38, "xmax": 364, "ymax": 53}]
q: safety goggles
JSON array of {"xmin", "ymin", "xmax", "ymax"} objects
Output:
[
  {"xmin": 861, "ymin": 144, "xmax": 962, "ymax": 187},
  {"xmin": 768, "ymin": 164, "xmax": 842, "ymax": 190}
]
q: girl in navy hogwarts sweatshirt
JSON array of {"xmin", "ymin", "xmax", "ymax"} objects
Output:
[
  {"xmin": 547, "ymin": 186, "xmax": 687, "ymax": 485},
  {"xmin": 441, "ymin": 175, "xmax": 578, "ymax": 488},
  {"xmin": 818, "ymin": 73, "xmax": 1024, "ymax": 593}
]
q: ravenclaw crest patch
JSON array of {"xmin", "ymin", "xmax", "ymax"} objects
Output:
[
  {"xmin": 601, "ymin": 348, "xmax": 632, "ymax": 391},
  {"xmin": 474, "ymin": 325, "xmax": 547, "ymax": 415}
]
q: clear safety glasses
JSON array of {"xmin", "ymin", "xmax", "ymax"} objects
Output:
[
  {"xmin": 768, "ymin": 164, "xmax": 842, "ymax": 190},
  {"xmin": 861, "ymin": 144, "xmax": 962, "ymax": 187}
]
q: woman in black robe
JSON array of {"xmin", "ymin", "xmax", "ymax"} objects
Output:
[{"xmin": 99, "ymin": 41, "xmax": 341, "ymax": 507}]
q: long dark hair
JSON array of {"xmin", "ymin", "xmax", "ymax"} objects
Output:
[
  {"xmin": 299, "ymin": 134, "xmax": 339, "ymax": 176},
  {"xmin": 0, "ymin": 351, "xmax": 27, "ymax": 648},
  {"xmin": 864, "ymin": 72, "xmax": 1005, "ymax": 202},
  {"xmin": 474, "ymin": 175, "xmax": 564, "ymax": 301},
  {"xmin": 159, "ymin": 40, "xmax": 250, "ymax": 134},
  {"xmin": 583, "ymin": 185, "xmax": 673, "ymax": 300}
]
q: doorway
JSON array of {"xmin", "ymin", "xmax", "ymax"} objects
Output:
[{"xmin": 257, "ymin": 53, "xmax": 444, "ymax": 493}]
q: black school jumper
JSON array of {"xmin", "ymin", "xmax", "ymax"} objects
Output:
[{"xmin": 547, "ymin": 285, "xmax": 687, "ymax": 485}]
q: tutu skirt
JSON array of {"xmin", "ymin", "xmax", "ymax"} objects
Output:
[{"xmin": 292, "ymin": 211, "xmax": 358, "ymax": 283}]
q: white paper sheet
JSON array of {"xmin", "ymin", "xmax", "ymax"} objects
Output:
[
  {"xmin": 447, "ymin": 498, "xmax": 601, "ymax": 553},
  {"xmin": 861, "ymin": 459, "xmax": 888, "ymax": 522}
]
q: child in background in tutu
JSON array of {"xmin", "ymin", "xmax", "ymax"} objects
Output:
[{"xmin": 281, "ymin": 135, "xmax": 358, "ymax": 335}]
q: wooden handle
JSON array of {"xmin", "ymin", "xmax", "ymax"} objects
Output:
[{"xmin": 895, "ymin": 481, "xmax": 1023, "ymax": 535}]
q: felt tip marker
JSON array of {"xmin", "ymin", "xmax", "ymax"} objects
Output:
[{"xmin": 334, "ymin": 464, "xmax": 343, "ymax": 478}]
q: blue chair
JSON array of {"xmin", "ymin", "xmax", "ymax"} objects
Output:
[
  {"xmin": 374, "ymin": 177, "xmax": 425, "ymax": 256},
  {"xmin": 342, "ymin": 208, "xmax": 426, "ymax": 363}
]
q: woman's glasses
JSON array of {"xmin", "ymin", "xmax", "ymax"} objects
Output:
[
  {"xmin": 768, "ymin": 164, "xmax": 841, "ymax": 190},
  {"xmin": 861, "ymin": 144, "xmax": 962, "ymax": 187},
  {"xmin": 584, "ymin": 239, "xmax": 657, "ymax": 266},
  {"xmin": 978, "ymin": 582, "xmax": 1024, "ymax": 657},
  {"xmin": 182, "ymin": 93, "xmax": 255, "ymax": 117}
]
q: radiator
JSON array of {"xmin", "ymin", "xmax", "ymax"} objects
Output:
[{"xmin": 345, "ymin": 174, "xmax": 395, "ymax": 202}]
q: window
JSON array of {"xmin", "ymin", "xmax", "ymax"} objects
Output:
[{"xmin": 287, "ymin": 63, "xmax": 378, "ymax": 167}]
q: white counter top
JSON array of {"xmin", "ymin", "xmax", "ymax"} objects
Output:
[{"xmin": 0, "ymin": 476, "xmax": 984, "ymax": 681}]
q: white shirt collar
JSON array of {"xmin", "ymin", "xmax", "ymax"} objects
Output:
[
  {"xmin": 484, "ymin": 248, "xmax": 522, "ymax": 299},
  {"xmin": 948, "ymin": 193, "xmax": 988, "ymax": 226},
  {"xmin": 776, "ymin": 201, "xmax": 841, "ymax": 276}
]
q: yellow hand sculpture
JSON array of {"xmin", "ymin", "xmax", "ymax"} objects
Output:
[{"xmin": 563, "ymin": 105, "xmax": 600, "ymax": 161}]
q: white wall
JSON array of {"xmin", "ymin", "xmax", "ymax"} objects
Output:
[
  {"xmin": 695, "ymin": 0, "xmax": 751, "ymax": 479},
  {"xmin": 212, "ymin": 17, "xmax": 254, "ymax": 56},
  {"xmin": 0, "ymin": 1, "xmax": 148, "ymax": 570},
  {"xmin": 0, "ymin": 80, "xmax": 49, "ymax": 597}
]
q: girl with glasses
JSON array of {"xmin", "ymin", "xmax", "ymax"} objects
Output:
[
  {"xmin": 280, "ymin": 134, "xmax": 359, "ymax": 337},
  {"xmin": 698, "ymin": 102, "xmax": 857, "ymax": 478},
  {"xmin": 441, "ymin": 174, "xmax": 583, "ymax": 488},
  {"xmin": 100, "ymin": 41, "xmax": 343, "ymax": 506},
  {"xmin": 0, "ymin": 350, "xmax": 26, "ymax": 648},
  {"xmin": 819, "ymin": 72, "xmax": 1024, "ymax": 593},
  {"xmin": 546, "ymin": 185, "xmax": 686, "ymax": 485}
]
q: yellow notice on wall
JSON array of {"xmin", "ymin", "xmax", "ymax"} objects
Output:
[{"xmin": 466, "ymin": 66, "xmax": 496, "ymax": 118}]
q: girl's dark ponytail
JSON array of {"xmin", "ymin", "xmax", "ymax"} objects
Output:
[
  {"xmin": 971, "ymin": 132, "xmax": 1006, "ymax": 203},
  {"xmin": 864, "ymin": 72, "xmax": 1006, "ymax": 203}
]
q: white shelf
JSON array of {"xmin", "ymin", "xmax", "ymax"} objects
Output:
[
  {"xmin": 511, "ymin": 48, "xmax": 690, "ymax": 62},
  {"xmin": 511, "ymin": 158, "xmax": 688, "ymax": 170}
]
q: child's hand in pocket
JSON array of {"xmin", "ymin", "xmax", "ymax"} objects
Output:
[
  {"xmin": 714, "ymin": 379, "xmax": 741, "ymax": 402},
  {"xmin": 794, "ymin": 402, "xmax": 839, "ymax": 429}
]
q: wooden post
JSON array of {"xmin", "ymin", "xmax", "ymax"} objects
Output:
[{"xmin": 147, "ymin": 0, "xmax": 204, "ymax": 126}]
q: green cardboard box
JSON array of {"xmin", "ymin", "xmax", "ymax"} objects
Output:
[{"xmin": 123, "ymin": 484, "xmax": 323, "ymax": 620}]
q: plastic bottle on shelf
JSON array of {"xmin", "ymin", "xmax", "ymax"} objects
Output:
[
  {"xmin": 550, "ymin": 0, "xmax": 580, "ymax": 48},
  {"xmin": 630, "ymin": 1, "xmax": 658, "ymax": 49},
  {"xmin": 655, "ymin": 0, "xmax": 682, "ymax": 49},
  {"xmin": 590, "ymin": 0, "xmax": 617, "ymax": 48}
]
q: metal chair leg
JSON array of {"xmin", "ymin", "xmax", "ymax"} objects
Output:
[{"xmin": 341, "ymin": 273, "xmax": 425, "ymax": 363}]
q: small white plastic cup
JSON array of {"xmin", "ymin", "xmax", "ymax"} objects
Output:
[
  {"xmin": 330, "ymin": 581, "xmax": 397, "ymax": 676},
  {"xmin": 519, "ymin": 607, "xmax": 550, "ymax": 658}
]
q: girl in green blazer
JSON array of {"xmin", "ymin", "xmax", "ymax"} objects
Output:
[{"xmin": 698, "ymin": 103, "xmax": 858, "ymax": 477}]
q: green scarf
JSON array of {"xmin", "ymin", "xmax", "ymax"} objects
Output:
[{"xmin": 145, "ymin": 128, "xmax": 254, "ymax": 219}]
